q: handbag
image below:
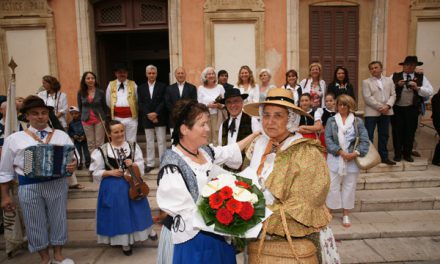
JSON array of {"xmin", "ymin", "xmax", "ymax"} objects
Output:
[
  {"xmin": 353, "ymin": 118, "xmax": 381, "ymax": 170},
  {"xmin": 248, "ymin": 206, "xmax": 318, "ymax": 264}
]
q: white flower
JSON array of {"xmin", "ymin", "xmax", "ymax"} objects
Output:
[
  {"xmin": 233, "ymin": 188, "xmax": 253, "ymax": 202},
  {"xmin": 250, "ymin": 193, "xmax": 259, "ymax": 204}
]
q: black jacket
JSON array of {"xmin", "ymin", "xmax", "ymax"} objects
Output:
[{"xmin": 138, "ymin": 81, "xmax": 168, "ymax": 128}]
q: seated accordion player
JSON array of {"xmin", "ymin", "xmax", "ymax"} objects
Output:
[{"xmin": 23, "ymin": 144, "xmax": 76, "ymax": 178}]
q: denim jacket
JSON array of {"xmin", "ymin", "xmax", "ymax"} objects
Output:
[{"xmin": 325, "ymin": 116, "xmax": 370, "ymax": 157}]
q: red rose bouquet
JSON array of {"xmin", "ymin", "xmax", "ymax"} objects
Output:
[{"xmin": 197, "ymin": 173, "xmax": 266, "ymax": 236}]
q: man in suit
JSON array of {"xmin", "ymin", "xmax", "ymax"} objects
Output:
[
  {"xmin": 391, "ymin": 56, "xmax": 433, "ymax": 162},
  {"xmin": 165, "ymin": 67, "xmax": 197, "ymax": 133},
  {"xmin": 106, "ymin": 63, "xmax": 138, "ymax": 142},
  {"xmin": 138, "ymin": 65, "xmax": 167, "ymax": 173},
  {"xmin": 217, "ymin": 70, "xmax": 234, "ymax": 92},
  {"xmin": 218, "ymin": 88, "xmax": 259, "ymax": 171},
  {"xmin": 362, "ymin": 61, "xmax": 396, "ymax": 165}
]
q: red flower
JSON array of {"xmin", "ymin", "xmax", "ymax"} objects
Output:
[
  {"xmin": 226, "ymin": 198, "xmax": 243, "ymax": 214},
  {"xmin": 235, "ymin": 180, "xmax": 250, "ymax": 189},
  {"xmin": 216, "ymin": 208, "xmax": 233, "ymax": 225},
  {"xmin": 219, "ymin": 186, "xmax": 233, "ymax": 200},
  {"xmin": 238, "ymin": 202, "xmax": 254, "ymax": 221},
  {"xmin": 209, "ymin": 193, "xmax": 224, "ymax": 209}
]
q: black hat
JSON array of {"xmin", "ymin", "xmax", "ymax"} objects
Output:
[
  {"xmin": 113, "ymin": 62, "xmax": 129, "ymax": 72},
  {"xmin": 20, "ymin": 95, "xmax": 53, "ymax": 114},
  {"xmin": 219, "ymin": 88, "xmax": 248, "ymax": 104},
  {"xmin": 399, "ymin": 56, "xmax": 423, "ymax": 66}
]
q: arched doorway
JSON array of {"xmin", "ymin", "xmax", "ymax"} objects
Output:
[{"xmin": 93, "ymin": 0, "xmax": 170, "ymax": 87}]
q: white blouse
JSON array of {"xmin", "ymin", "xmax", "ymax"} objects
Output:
[
  {"xmin": 238, "ymin": 84, "xmax": 259, "ymax": 104},
  {"xmin": 239, "ymin": 133, "xmax": 303, "ymax": 205},
  {"xmin": 89, "ymin": 142, "xmax": 145, "ymax": 183},
  {"xmin": 37, "ymin": 91, "xmax": 68, "ymax": 127},
  {"xmin": 156, "ymin": 143, "xmax": 242, "ymax": 244},
  {"xmin": 299, "ymin": 78, "xmax": 326, "ymax": 108},
  {"xmin": 197, "ymin": 85, "xmax": 225, "ymax": 114}
]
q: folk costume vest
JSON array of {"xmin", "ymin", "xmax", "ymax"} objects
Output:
[
  {"xmin": 109, "ymin": 80, "xmax": 138, "ymax": 119},
  {"xmin": 392, "ymin": 72, "xmax": 424, "ymax": 108},
  {"xmin": 221, "ymin": 113, "xmax": 253, "ymax": 146}
]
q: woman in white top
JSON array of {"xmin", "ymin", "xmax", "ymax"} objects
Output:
[
  {"xmin": 156, "ymin": 100, "xmax": 259, "ymax": 264},
  {"xmin": 299, "ymin": 62, "xmax": 326, "ymax": 109},
  {"xmin": 282, "ymin": 69, "xmax": 302, "ymax": 106},
  {"xmin": 38, "ymin": 75, "xmax": 68, "ymax": 129},
  {"xmin": 236, "ymin": 65, "xmax": 258, "ymax": 103},
  {"xmin": 197, "ymin": 67, "xmax": 225, "ymax": 145},
  {"xmin": 256, "ymin": 68, "xmax": 276, "ymax": 102}
]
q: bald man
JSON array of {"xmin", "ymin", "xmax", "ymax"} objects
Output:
[{"xmin": 164, "ymin": 67, "xmax": 197, "ymax": 129}]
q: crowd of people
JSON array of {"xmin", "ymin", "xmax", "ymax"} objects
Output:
[{"xmin": 0, "ymin": 55, "xmax": 437, "ymax": 264}]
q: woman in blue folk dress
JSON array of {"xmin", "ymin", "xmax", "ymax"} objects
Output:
[{"xmin": 90, "ymin": 120, "xmax": 156, "ymax": 256}]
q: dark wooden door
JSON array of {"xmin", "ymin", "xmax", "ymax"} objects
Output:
[{"xmin": 309, "ymin": 6, "xmax": 359, "ymax": 98}]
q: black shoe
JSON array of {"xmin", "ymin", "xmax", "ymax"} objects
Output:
[
  {"xmin": 394, "ymin": 156, "xmax": 402, "ymax": 162},
  {"xmin": 382, "ymin": 159, "xmax": 396, "ymax": 165},
  {"xmin": 433, "ymin": 161, "xmax": 440, "ymax": 166},
  {"xmin": 78, "ymin": 164, "xmax": 83, "ymax": 170},
  {"xmin": 145, "ymin": 166, "xmax": 154, "ymax": 173},
  {"xmin": 404, "ymin": 156, "xmax": 414, "ymax": 162},
  {"xmin": 122, "ymin": 246, "xmax": 132, "ymax": 256},
  {"xmin": 411, "ymin": 150, "xmax": 421, "ymax": 157}
]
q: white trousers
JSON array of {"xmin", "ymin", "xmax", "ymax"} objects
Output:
[
  {"xmin": 145, "ymin": 126, "xmax": 166, "ymax": 167},
  {"xmin": 326, "ymin": 170, "xmax": 359, "ymax": 210},
  {"xmin": 114, "ymin": 117, "xmax": 138, "ymax": 143}
]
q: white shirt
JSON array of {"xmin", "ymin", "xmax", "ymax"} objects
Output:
[
  {"xmin": 37, "ymin": 91, "xmax": 68, "ymax": 127},
  {"xmin": 217, "ymin": 112, "xmax": 260, "ymax": 146},
  {"xmin": 156, "ymin": 144, "xmax": 242, "ymax": 244},
  {"xmin": 282, "ymin": 84, "xmax": 302, "ymax": 105},
  {"xmin": 0, "ymin": 126, "xmax": 74, "ymax": 183},
  {"xmin": 148, "ymin": 81, "xmax": 156, "ymax": 99},
  {"xmin": 89, "ymin": 141, "xmax": 144, "ymax": 183},
  {"xmin": 105, "ymin": 80, "xmax": 138, "ymax": 108},
  {"xmin": 299, "ymin": 78, "xmax": 326, "ymax": 108},
  {"xmin": 314, "ymin": 107, "xmax": 335, "ymax": 123},
  {"xmin": 177, "ymin": 82, "xmax": 185, "ymax": 97},
  {"xmin": 197, "ymin": 85, "xmax": 225, "ymax": 114},
  {"xmin": 238, "ymin": 84, "xmax": 259, "ymax": 103}
]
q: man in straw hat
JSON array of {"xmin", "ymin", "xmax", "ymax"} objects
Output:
[
  {"xmin": 0, "ymin": 95, "xmax": 77, "ymax": 264},
  {"xmin": 391, "ymin": 56, "xmax": 433, "ymax": 162},
  {"xmin": 240, "ymin": 88, "xmax": 337, "ymax": 263}
]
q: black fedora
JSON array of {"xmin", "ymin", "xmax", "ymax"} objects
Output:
[
  {"xmin": 219, "ymin": 88, "xmax": 248, "ymax": 104},
  {"xmin": 113, "ymin": 62, "xmax": 129, "ymax": 72},
  {"xmin": 399, "ymin": 56, "xmax": 423, "ymax": 66},
  {"xmin": 20, "ymin": 95, "xmax": 53, "ymax": 114}
]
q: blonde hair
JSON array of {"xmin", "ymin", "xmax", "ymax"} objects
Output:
[
  {"xmin": 308, "ymin": 62, "xmax": 322, "ymax": 80},
  {"xmin": 336, "ymin": 94, "xmax": 357, "ymax": 112},
  {"xmin": 237, "ymin": 65, "xmax": 256, "ymax": 87}
]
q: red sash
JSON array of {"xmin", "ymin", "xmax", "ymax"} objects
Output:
[{"xmin": 114, "ymin": 106, "xmax": 132, "ymax": 118}]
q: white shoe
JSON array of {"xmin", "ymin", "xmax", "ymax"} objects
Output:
[
  {"xmin": 52, "ymin": 258, "xmax": 75, "ymax": 264},
  {"xmin": 342, "ymin": 215, "xmax": 351, "ymax": 228}
]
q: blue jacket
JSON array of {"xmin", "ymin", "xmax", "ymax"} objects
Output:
[
  {"xmin": 68, "ymin": 119, "xmax": 86, "ymax": 138},
  {"xmin": 325, "ymin": 116, "xmax": 369, "ymax": 157}
]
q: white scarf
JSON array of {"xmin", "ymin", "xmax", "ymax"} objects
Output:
[{"xmin": 334, "ymin": 113, "xmax": 355, "ymax": 176}]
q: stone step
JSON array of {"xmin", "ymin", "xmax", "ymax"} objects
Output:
[
  {"xmin": 330, "ymin": 210, "xmax": 440, "ymax": 240},
  {"xmin": 67, "ymin": 197, "xmax": 159, "ymax": 219},
  {"xmin": 337, "ymin": 236, "xmax": 440, "ymax": 263},
  {"xmin": 352, "ymin": 187, "xmax": 440, "ymax": 212},
  {"xmin": 362, "ymin": 157, "xmax": 429, "ymax": 173}
]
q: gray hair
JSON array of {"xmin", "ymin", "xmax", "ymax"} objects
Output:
[
  {"xmin": 200, "ymin": 66, "xmax": 216, "ymax": 84},
  {"xmin": 0, "ymin": 101, "xmax": 6, "ymax": 109},
  {"xmin": 259, "ymin": 68, "xmax": 272, "ymax": 78},
  {"xmin": 146, "ymin": 65, "xmax": 157, "ymax": 72}
]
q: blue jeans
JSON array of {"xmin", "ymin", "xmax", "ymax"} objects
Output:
[{"xmin": 364, "ymin": 115, "xmax": 390, "ymax": 161}]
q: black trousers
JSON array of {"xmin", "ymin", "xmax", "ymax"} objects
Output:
[{"xmin": 391, "ymin": 105, "xmax": 419, "ymax": 159}]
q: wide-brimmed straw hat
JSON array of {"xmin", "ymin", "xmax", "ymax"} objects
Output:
[
  {"xmin": 243, "ymin": 88, "xmax": 309, "ymax": 117},
  {"xmin": 20, "ymin": 95, "xmax": 53, "ymax": 114},
  {"xmin": 399, "ymin": 56, "xmax": 423, "ymax": 66}
]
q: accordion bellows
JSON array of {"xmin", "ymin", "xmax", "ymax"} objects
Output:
[{"xmin": 23, "ymin": 144, "xmax": 75, "ymax": 178}]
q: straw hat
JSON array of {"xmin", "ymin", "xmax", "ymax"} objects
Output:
[{"xmin": 243, "ymin": 88, "xmax": 309, "ymax": 117}]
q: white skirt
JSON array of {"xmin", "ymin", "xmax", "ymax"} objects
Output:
[{"xmin": 97, "ymin": 226, "xmax": 153, "ymax": 246}]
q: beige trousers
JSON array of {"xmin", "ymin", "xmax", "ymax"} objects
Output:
[{"xmin": 83, "ymin": 122, "xmax": 106, "ymax": 154}]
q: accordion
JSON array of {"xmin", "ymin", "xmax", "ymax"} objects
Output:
[{"xmin": 23, "ymin": 144, "xmax": 76, "ymax": 179}]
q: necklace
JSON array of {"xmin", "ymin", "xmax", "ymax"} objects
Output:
[{"xmin": 178, "ymin": 143, "xmax": 199, "ymax": 157}]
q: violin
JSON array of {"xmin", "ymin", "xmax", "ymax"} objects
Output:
[{"xmin": 116, "ymin": 148, "xmax": 149, "ymax": 200}]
